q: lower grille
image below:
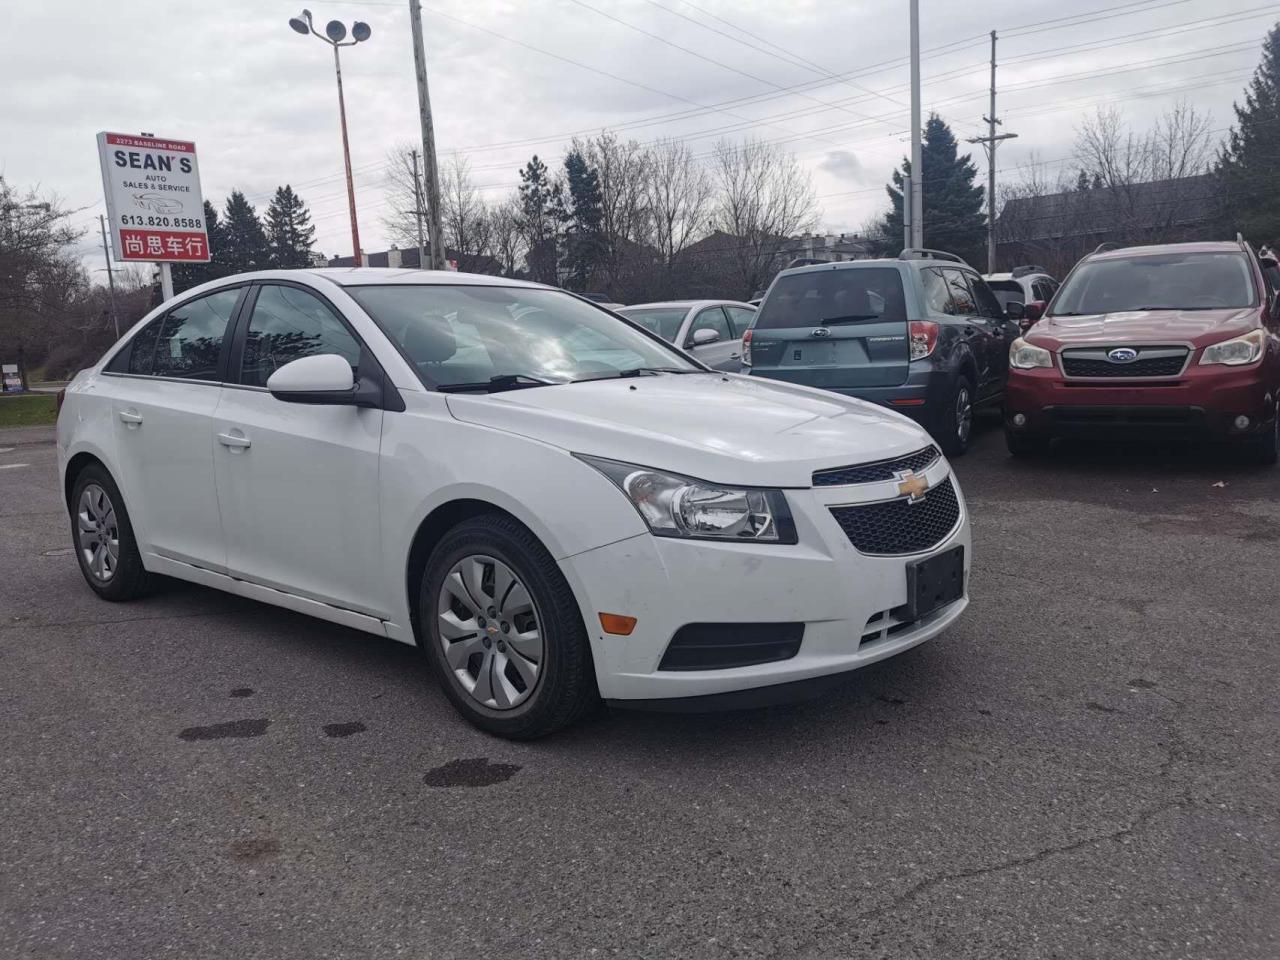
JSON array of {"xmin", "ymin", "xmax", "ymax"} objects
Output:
[
  {"xmin": 658, "ymin": 622, "xmax": 804, "ymax": 671},
  {"xmin": 829, "ymin": 477, "xmax": 961, "ymax": 555}
]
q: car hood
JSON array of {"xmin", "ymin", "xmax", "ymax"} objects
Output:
[
  {"xmin": 1027, "ymin": 308, "xmax": 1256, "ymax": 349},
  {"xmin": 445, "ymin": 373, "xmax": 931, "ymax": 487}
]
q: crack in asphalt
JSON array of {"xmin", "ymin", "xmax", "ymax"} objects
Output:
[{"xmin": 851, "ymin": 795, "xmax": 1190, "ymax": 925}]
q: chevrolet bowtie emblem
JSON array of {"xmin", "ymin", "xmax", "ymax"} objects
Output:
[{"xmin": 895, "ymin": 469, "xmax": 930, "ymax": 503}]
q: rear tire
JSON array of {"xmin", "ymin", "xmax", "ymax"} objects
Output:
[
  {"xmin": 937, "ymin": 375, "xmax": 974, "ymax": 457},
  {"xmin": 68, "ymin": 464, "xmax": 149, "ymax": 601},
  {"xmin": 418, "ymin": 513, "xmax": 597, "ymax": 740}
]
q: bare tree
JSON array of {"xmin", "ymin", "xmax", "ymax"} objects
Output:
[
  {"xmin": 488, "ymin": 195, "xmax": 526, "ymax": 277},
  {"xmin": 645, "ymin": 138, "xmax": 712, "ymax": 295},
  {"xmin": 709, "ymin": 138, "xmax": 817, "ymax": 299},
  {"xmin": 439, "ymin": 155, "xmax": 493, "ymax": 273},
  {"xmin": 380, "ymin": 141, "xmax": 425, "ymax": 252},
  {"xmin": 578, "ymin": 132, "xmax": 652, "ymax": 294}
]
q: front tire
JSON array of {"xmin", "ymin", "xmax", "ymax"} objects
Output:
[
  {"xmin": 69, "ymin": 464, "xmax": 149, "ymax": 601},
  {"xmin": 937, "ymin": 375, "xmax": 974, "ymax": 457},
  {"xmin": 1247, "ymin": 400, "xmax": 1278, "ymax": 465},
  {"xmin": 1005, "ymin": 427, "xmax": 1050, "ymax": 457},
  {"xmin": 418, "ymin": 513, "xmax": 596, "ymax": 739}
]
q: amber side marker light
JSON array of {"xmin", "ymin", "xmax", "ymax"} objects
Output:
[
  {"xmin": 599, "ymin": 613, "xmax": 638, "ymax": 636},
  {"xmin": 890, "ymin": 398, "xmax": 926, "ymax": 406}
]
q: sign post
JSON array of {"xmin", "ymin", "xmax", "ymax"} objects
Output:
[{"xmin": 96, "ymin": 132, "xmax": 210, "ymax": 301}]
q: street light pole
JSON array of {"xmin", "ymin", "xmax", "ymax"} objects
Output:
[
  {"xmin": 289, "ymin": 10, "xmax": 372, "ymax": 265},
  {"xmin": 908, "ymin": 0, "xmax": 923, "ymax": 250}
]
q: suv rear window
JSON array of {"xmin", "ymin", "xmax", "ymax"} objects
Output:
[
  {"xmin": 986, "ymin": 280, "xmax": 1024, "ymax": 310},
  {"xmin": 756, "ymin": 267, "xmax": 906, "ymax": 329}
]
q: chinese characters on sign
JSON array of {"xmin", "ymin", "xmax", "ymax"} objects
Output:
[{"xmin": 96, "ymin": 132, "xmax": 211, "ymax": 263}]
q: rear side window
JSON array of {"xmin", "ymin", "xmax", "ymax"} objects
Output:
[
  {"xmin": 241, "ymin": 284, "xmax": 362, "ymax": 387},
  {"xmin": 617, "ymin": 307, "xmax": 687, "ymax": 343},
  {"xmin": 151, "ymin": 288, "xmax": 241, "ymax": 380},
  {"xmin": 725, "ymin": 305, "xmax": 756, "ymax": 337},
  {"xmin": 756, "ymin": 267, "xmax": 906, "ymax": 329}
]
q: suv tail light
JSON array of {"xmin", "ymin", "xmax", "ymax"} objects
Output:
[
  {"xmin": 909, "ymin": 320, "xmax": 938, "ymax": 360},
  {"xmin": 741, "ymin": 328, "xmax": 753, "ymax": 366}
]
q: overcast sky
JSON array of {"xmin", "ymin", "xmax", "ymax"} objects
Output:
[{"xmin": 1, "ymin": 0, "xmax": 1274, "ymax": 268}]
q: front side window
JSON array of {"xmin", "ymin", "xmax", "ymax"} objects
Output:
[
  {"xmin": 125, "ymin": 318, "xmax": 162, "ymax": 375},
  {"xmin": 968, "ymin": 275, "xmax": 1006, "ymax": 319},
  {"xmin": 150, "ymin": 288, "xmax": 240, "ymax": 380},
  {"xmin": 686, "ymin": 307, "xmax": 731, "ymax": 346},
  {"xmin": 1052, "ymin": 252, "xmax": 1257, "ymax": 315},
  {"xmin": 346, "ymin": 284, "xmax": 698, "ymax": 389},
  {"xmin": 616, "ymin": 307, "xmax": 687, "ymax": 343},
  {"xmin": 725, "ymin": 305, "xmax": 756, "ymax": 337},
  {"xmin": 241, "ymin": 285, "xmax": 362, "ymax": 387},
  {"xmin": 755, "ymin": 268, "xmax": 907, "ymax": 329}
]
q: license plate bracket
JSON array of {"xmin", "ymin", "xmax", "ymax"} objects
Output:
[{"xmin": 904, "ymin": 545, "xmax": 965, "ymax": 620}]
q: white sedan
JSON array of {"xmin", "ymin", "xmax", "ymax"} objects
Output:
[
  {"xmin": 57, "ymin": 269, "xmax": 970, "ymax": 739},
  {"xmin": 617, "ymin": 300, "xmax": 757, "ymax": 371}
]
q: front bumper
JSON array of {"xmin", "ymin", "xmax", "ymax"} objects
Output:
[
  {"xmin": 1005, "ymin": 362, "xmax": 1275, "ymax": 441},
  {"xmin": 558, "ymin": 457, "xmax": 970, "ymax": 703}
]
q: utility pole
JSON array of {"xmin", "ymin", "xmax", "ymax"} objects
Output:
[
  {"xmin": 410, "ymin": 148, "xmax": 427, "ymax": 268},
  {"xmin": 409, "ymin": 0, "xmax": 447, "ymax": 270},
  {"xmin": 98, "ymin": 215, "xmax": 120, "ymax": 339},
  {"xmin": 908, "ymin": 0, "xmax": 923, "ymax": 250},
  {"xmin": 967, "ymin": 30, "xmax": 1018, "ymax": 274}
]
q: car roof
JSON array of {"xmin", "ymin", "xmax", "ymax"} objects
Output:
[
  {"xmin": 217, "ymin": 267, "xmax": 551, "ymax": 289},
  {"xmin": 1088, "ymin": 241, "xmax": 1245, "ymax": 261},
  {"xmin": 620, "ymin": 300, "xmax": 751, "ymax": 310}
]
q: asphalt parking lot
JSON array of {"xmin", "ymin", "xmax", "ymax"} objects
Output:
[{"xmin": 2, "ymin": 419, "xmax": 1278, "ymax": 960}]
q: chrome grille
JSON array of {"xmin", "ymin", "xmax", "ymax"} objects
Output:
[
  {"xmin": 829, "ymin": 477, "xmax": 961, "ymax": 556},
  {"xmin": 813, "ymin": 445, "xmax": 940, "ymax": 487}
]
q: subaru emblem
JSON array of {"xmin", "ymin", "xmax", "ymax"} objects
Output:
[
  {"xmin": 1107, "ymin": 347, "xmax": 1138, "ymax": 363},
  {"xmin": 811, "ymin": 327, "xmax": 831, "ymax": 338}
]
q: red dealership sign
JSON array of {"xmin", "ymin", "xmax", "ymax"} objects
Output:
[{"xmin": 96, "ymin": 131, "xmax": 211, "ymax": 263}]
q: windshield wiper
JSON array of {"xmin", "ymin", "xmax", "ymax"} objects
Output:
[
  {"xmin": 436, "ymin": 374, "xmax": 561, "ymax": 394},
  {"xmin": 820, "ymin": 314, "xmax": 880, "ymax": 325},
  {"xmin": 570, "ymin": 367, "xmax": 697, "ymax": 383}
]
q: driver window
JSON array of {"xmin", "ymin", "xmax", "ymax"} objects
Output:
[
  {"xmin": 686, "ymin": 307, "xmax": 731, "ymax": 346},
  {"xmin": 967, "ymin": 274, "xmax": 1005, "ymax": 319},
  {"xmin": 241, "ymin": 285, "xmax": 362, "ymax": 387}
]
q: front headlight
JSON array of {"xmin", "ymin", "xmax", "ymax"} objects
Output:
[
  {"xmin": 1199, "ymin": 330, "xmax": 1265, "ymax": 366},
  {"xmin": 577, "ymin": 455, "xmax": 797, "ymax": 544},
  {"xmin": 1010, "ymin": 337, "xmax": 1053, "ymax": 369}
]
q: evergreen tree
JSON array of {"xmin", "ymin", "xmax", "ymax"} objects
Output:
[
  {"xmin": 560, "ymin": 149, "xmax": 604, "ymax": 289},
  {"xmin": 874, "ymin": 114, "xmax": 986, "ymax": 267},
  {"xmin": 171, "ymin": 200, "xmax": 229, "ymax": 293},
  {"xmin": 264, "ymin": 185, "xmax": 316, "ymax": 269},
  {"xmin": 516, "ymin": 156, "xmax": 563, "ymax": 285},
  {"xmin": 1220, "ymin": 22, "xmax": 1280, "ymax": 247},
  {"xmin": 220, "ymin": 190, "xmax": 270, "ymax": 274}
]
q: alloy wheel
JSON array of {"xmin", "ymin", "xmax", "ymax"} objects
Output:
[
  {"xmin": 956, "ymin": 386, "xmax": 973, "ymax": 444},
  {"xmin": 77, "ymin": 483, "xmax": 119, "ymax": 582},
  {"xmin": 436, "ymin": 554, "xmax": 543, "ymax": 710}
]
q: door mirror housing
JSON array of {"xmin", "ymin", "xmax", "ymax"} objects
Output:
[
  {"xmin": 1005, "ymin": 300, "xmax": 1026, "ymax": 321},
  {"xmin": 267, "ymin": 354, "xmax": 362, "ymax": 406},
  {"xmin": 691, "ymin": 328, "xmax": 720, "ymax": 346},
  {"xmin": 1021, "ymin": 300, "xmax": 1046, "ymax": 331}
]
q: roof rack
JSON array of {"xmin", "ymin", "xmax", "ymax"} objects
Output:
[
  {"xmin": 1010, "ymin": 264, "xmax": 1048, "ymax": 278},
  {"xmin": 899, "ymin": 248, "xmax": 964, "ymax": 264}
]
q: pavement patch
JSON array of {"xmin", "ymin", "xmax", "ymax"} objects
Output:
[
  {"xmin": 229, "ymin": 837, "xmax": 282, "ymax": 862},
  {"xmin": 229, "ymin": 687, "xmax": 254, "ymax": 698},
  {"xmin": 178, "ymin": 718, "xmax": 270, "ymax": 741},
  {"xmin": 423, "ymin": 757, "xmax": 521, "ymax": 788},
  {"xmin": 322, "ymin": 721, "xmax": 367, "ymax": 738}
]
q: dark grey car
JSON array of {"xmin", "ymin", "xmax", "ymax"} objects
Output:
[{"xmin": 744, "ymin": 250, "xmax": 1025, "ymax": 454}]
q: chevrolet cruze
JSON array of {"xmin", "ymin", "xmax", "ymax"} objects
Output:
[{"xmin": 57, "ymin": 269, "xmax": 971, "ymax": 738}]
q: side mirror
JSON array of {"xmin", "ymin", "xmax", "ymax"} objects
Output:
[
  {"xmin": 267, "ymin": 354, "xmax": 364, "ymax": 406},
  {"xmin": 691, "ymin": 328, "xmax": 720, "ymax": 346},
  {"xmin": 1021, "ymin": 300, "xmax": 1045, "ymax": 331},
  {"xmin": 1005, "ymin": 300, "xmax": 1026, "ymax": 321}
]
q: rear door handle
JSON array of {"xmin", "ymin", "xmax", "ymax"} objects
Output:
[
  {"xmin": 118, "ymin": 409, "xmax": 143, "ymax": 424},
  {"xmin": 217, "ymin": 431, "xmax": 252, "ymax": 450}
]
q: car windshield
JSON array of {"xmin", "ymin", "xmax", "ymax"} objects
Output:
[
  {"xmin": 1051, "ymin": 252, "xmax": 1256, "ymax": 315},
  {"xmin": 755, "ymin": 267, "xmax": 906, "ymax": 329},
  {"xmin": 986, "ymin": 280, "xmax": 1025, "ymax": 310},
  {"xmin": 616, "ymin": 307, "xmax": 688, "ymax": 343},
  {"xmin": 346, "ymin": 284, "xmax": 699, "ymax": 389}
]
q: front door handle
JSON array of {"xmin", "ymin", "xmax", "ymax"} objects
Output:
[
  {"xmin": 118, "ymin": 409, "xmax": 143, "ymax": 425},
  {"xmin": 217, "ymin": 431, "xmax": 252, "ymax": 450}
]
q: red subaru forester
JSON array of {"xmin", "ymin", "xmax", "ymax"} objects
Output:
[{"xmin": 1004, "ymin": 240, "xmax": 1280, "ymax": 464}]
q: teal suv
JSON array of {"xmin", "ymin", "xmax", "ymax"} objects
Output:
[{"xmin": 743, "ymin": 250, "xmax": 1024, "ymax": 454}]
